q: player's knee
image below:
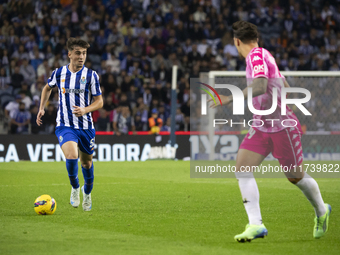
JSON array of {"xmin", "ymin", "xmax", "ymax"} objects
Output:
[
  {"xmin": 288, "ymin": 177, "xmax": 302, "ymax": 184},
  {"xmin": 81, "ymin": 161, "xmax": 92, "ymax": 169},
  {"xmin": 65, "ymin": 154, "xmax": 78, "ymax": 159}
]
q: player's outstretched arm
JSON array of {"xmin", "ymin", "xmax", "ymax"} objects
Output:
[
  {"xmin": 244, "ymin": 77, "xmax": 268, "ymax": 99},
  {"xmin": 208, "ymin": 78, "xmax": 268, "ymax": 109},
  {"xmin": 36, "ymin": 84, "xmax": 53, "ymax": 126},
  {"xmin": 208, "ymin": 95, "xmax": 232, "ymax": 108},
  {"xmin": 72, "ymin": 95, "xmax": 103, "ymax": 117},
  {"xmin": 283, "ymin": 79, "xmax": 290, "ymax": 88}
]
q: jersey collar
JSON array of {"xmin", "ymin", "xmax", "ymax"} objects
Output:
[
  {"xmin": 67, "ymin": 64, "xmax": 85, "ymax": 74},
  {"xmin": 246, "ymin": 47, "xmax": 261, "ymax": 59}
]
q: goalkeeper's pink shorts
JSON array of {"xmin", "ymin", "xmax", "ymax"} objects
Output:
[{"xmin": 239, "ymin": 126, "xmax": 303, "ymax": 168}]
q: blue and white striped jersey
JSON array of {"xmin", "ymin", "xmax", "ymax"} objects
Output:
[{"xmin": 48, "ymin": 65, "xmax": 102, "ymax": 129}]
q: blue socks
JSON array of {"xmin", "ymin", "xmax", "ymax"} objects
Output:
[
  {"xmin": 66, "ymin": 159, "xmax": 94, "ymax": 194},
  {"xmin": 66, "ymin": 159, "xmax": 79, "ymax": 189},
  {"xmin": 82, "ymin": 163, "xmax": 94, "ymax": 195}
]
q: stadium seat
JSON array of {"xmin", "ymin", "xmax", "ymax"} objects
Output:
[
  {"xmin": 0, "ymin": 93, "xmax": 15, "ymax": 110},
  {"xmin": 0, "ymin": 86, "xmax": 13, "ymax": 96}
]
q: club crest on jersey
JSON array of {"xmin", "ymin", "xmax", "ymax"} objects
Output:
[
  {"xmin": 80, "ymin": 77, "xmax": 86, "ymax": 85},
  {"xmin": 252, "ymin": 56, "xmax": 262, "ymax": 62},
  {"xmin": 59, "ymin": 136, "xmax": 63, "ymax": 143}
]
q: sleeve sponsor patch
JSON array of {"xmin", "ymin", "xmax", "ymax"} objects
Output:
[
  {"xmin": 253, "ymin": 64, "xmax": 264, "ymax": 74},
  {"xmin": 249, "ymin": 49, "xmax": 268, "ymax": 78}
]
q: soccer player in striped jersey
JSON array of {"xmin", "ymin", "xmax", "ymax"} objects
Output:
[
  {"xmin": 36, "ymin": 38, "xmax": 103, "ymax": 211},
  {"xmin": 210, "ymin": 21, "xmax": 331, "ymax": 242}
]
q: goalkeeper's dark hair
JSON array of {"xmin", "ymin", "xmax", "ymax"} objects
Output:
[
  {"xmin": 66, "ymin": 38, "xmax": 90, "ymax": 51},
  {"xmin": 232, "ymin": 21, "xmax": 258, "ymax": 44}
]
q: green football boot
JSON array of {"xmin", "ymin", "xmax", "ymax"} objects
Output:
[
  {"xmin": 314, "ymin": 203, "xmax": 332, "ymax": 239},
  {"xmin": 234, "ymin": 224, "xmax": 268, "ymax": 242}
]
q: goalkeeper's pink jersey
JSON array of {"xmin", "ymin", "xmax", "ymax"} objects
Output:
[{"xmin": 245, "ymin": 47, "xmax": 301, "ymax": 133}]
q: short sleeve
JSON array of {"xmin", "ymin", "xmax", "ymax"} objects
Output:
[
  {"xmin": 9, "ymin": 109, "xmax": 16, "ymax": 119},
  {"xmin": 5, "ymin": 102, "xmax": 13, "ymax": 111},
  {"xmin": 90, "ymin": 71, "xmax": 102, "ymax": 96},
  {"xmin": 248, "ymin": 48, "xmax": 268, "ymax": 79},
  {"xmin": 47, "ymin": 68, "xmax": 58, "ymax": 88}
]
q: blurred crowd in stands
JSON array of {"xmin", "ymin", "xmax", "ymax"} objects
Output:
[{"xmin": 0, "ymin": 0, "xmax": 340, "ymax": 134}]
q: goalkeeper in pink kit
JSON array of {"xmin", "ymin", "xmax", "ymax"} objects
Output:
[{"xmin": 210, "ymin": 21, "xmax": 331, "ymax": 242}]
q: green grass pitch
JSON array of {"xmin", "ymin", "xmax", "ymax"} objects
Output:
[{"xmin": 0, "ymin": 161, "xmax": 339, "ymax": 255}]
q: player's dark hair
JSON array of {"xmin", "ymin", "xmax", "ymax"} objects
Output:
[
  {"xmin": 66, "ymin": 38, "xmax": 90, "ymax": 51},
  {"xmin": 232, "ymin": 21, "xmax": 258, "ymax": 44}
]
